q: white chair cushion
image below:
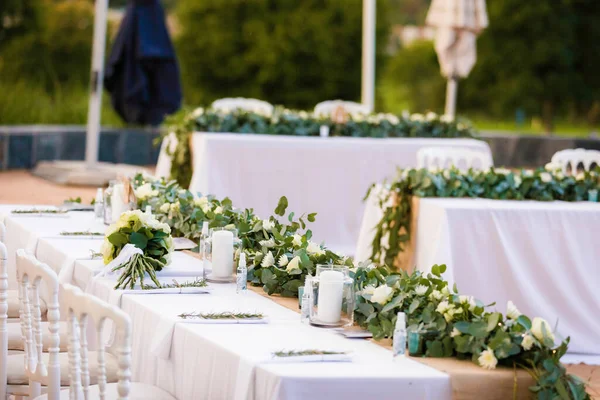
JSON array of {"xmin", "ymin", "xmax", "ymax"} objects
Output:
[
  {"xmin": 7, "ymin": 351, "xmax": 119, "ymax": 386},
  {"xmin": 33, "ymin": 382, "xmax": 176, "ymax": 400},
  {"xmin": 7, "ymin": 289, "xmax": 48, "ymax": 318},
  {"xmin": 6, "ymin": 321, "xmax": 69, "ymax": 351}
]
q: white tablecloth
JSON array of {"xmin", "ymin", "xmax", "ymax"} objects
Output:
[
  {"xmin": 156, "ymin": 133, "xmax": 491, "ymax": 254},
  {"xmin": 414, "ymin": 198, "xmax": 600, "ymax": 355}
]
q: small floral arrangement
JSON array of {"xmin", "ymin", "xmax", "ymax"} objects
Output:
[
  {"xmin": 370, "ymin": 165, "xmax": 600, "ymax": 266},
  {"xmin": 101, "ymin": 210, "xmax": 174, "ymax": 289},
  {"xmin": 353, "ymin": 263, "xmax": 590, "ymax": 399}
]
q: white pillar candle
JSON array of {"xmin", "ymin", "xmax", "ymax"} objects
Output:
[
  {"xmin": 317, "ymin": 270, "xmax": 344, "ymax": 324},
  {"xmin": 319, "ymin": 125, "xmax": 330, "ymax": 138},
  {"xmin": 111, "ymin": 183, "xmax": 125, "ymax": 222},
  {"xmin": 211, "ymin": 230, "xmax": 234, "ymax": 278}
]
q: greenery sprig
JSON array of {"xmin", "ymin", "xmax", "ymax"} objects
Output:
[
  {"xmin": 177, "ymin": 311, "xmax": 264, "ymax": 320},
  {"xmin": 272, "ymin": 350, "xmax": 348, "ymax": 357},
  {"xmin": 12, "ymin": 209, "xmax": 67, "ymax": 214},
  {"xmin": 140, "ymin": 278, "xmax": 208, "ymax": 290},
  {"xmin": 60, "ymin": 231, "xmax": 103, "ymax": 236},
  {"xmin": 112, "ymin": 253, "xmax": 163, "ymax": 290}
]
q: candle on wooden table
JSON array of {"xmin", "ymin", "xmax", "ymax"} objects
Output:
[
  {"xmin": 317, "ymin": 270, "xmax": 344, "ymax": 324},
  {"xmin": 111, "ymin": 183, "xmax": 126, "ymax": 222},
  {"xmin": 211, "ymin": 230, "xmax": 234, "ymax": 278}
]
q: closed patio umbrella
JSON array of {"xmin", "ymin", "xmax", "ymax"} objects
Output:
[
  {"xmin": 426, "ymin": 0, "xmax": 488, "ymax": 118},
  {"xmin": 104, "ymin": 0, "xmax": 182, "ymax": 126}
]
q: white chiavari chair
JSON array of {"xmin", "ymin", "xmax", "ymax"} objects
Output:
[
  {"xmin": 0, "ymin": 221, "xmax": 26, "ymax": 322},
  {"xmin": 211, "ymin": 97, "xmax": 274, "ymax": 117},
  {"xmin": 0, "ymin": 221, "xmax": 5, "ymax": 243},
  {"xmin": 34, "ymin": 284, "xmax": 175, "ymax": 400},
  {"xmin": 550, "ymin": 148, "xmax": 600, "ymax": 175},
  {"xmin": 417, "ymin": 146, "xmax": 493, "ymax": 171},
  {"xmin": 314, "ymin": 100, "xmax": 370, "ymax": 118}
]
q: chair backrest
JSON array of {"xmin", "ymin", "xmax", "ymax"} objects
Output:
[
  {"xmin": 0, "ymin": 243, "xmax": 8, "ymax": 400},
  {"xmin": 417, "ymin": 146, "xmax": 493, "ymax": 171},
  {"xmin": 550, "ymin": 148, "xmax": 600, "ymax": 174},
  {"xmin": 62, "ymin": 284, "xmax": 131, "ymax": 400},
  {"xmin": 16, "ymin": 249, "xmax": 61, "ymax": 399},
  {"xmin": 314, "ymin": 100, "xmax": 370, "ymax": 118},
  {"xmin": 211, "ymin": 97, "xmax": 274, "ymax": 117},
  {"xmin": 0, "ymin": 221, "xmax": 5, "ymax": 243}
]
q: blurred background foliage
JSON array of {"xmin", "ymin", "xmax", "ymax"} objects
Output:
[{"xmin": 0, "ymin": 0, "xmax": 599, "ymax": 135}]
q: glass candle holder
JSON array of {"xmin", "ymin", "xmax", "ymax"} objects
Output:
[
  {"xmin": 103, "ymin": 180, "xmax": 117, "ymax": 225},
  {"xmin": 309, "ymin": 264, "xmax": 354, "ymax": 328},
  {"xmin": 588, "ymin": 189, "xmax": 598, "ymax": 202},
  {"xmin": 205, "ymin": 227, "xmax": 240, "ymax": 282}
]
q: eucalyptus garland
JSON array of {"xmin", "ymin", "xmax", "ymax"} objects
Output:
[
  {"xmin": 352, "ymin": 263, "xmax": 590, "ymax": 399},
  {"xmin": 370, "ymin": 165, "xmax": 600, "ymax": 266},
  {"xmin": 161, "ymin": 107, "xmax": 477, "ymax": 188}
]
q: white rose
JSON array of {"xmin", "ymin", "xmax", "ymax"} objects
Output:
[
  {"xmin": 261, "ymin": 251, "xmax": 275, "ymax": 268},
  {"xmin": 436, "ymin": 300, "xmax": 450, "ymax": 314},
  {"xmin": 278, "ymin": 254, "xmax": 289, "ymax": 267},
  {"xmin": 428, "ymin": 167, "xmax": 439, "ymax": 174},
  {"xmin": 159, "ymin": 203, "xmax": 170, "ymax": 213},
  {"xmin": 134, "ymin": 183, "xmax": 158, "ymax": 200},
  {"xmin": 213, "ymin": 206, "xmax": 223, "ymax": 214},
  {"xmin": 263, "ymin": 219, "xmax": 275, "ymax": 231},
  {"xmin": 443, "ymin": 169, "xmax": 451, "ymax": 180},
  {"xmin": 576, "ymin": 172, "xmax": 585, "ymax": 181},
  {"xmin": 201, "ymin": 204, "xmax": 211, "ymax": 213},
  {"xmin": 425, "ymin": 111, "xmax": 437, "ymax": 121},
  {"xmin": 286, "ymin": 256, "xmax": 301, "ymax": 273},
  {"xmin": 521, "ymin": 334, "xmax": 535, "ymax": 351},
  {"xmin": 429, "ymin": 290, "xmax": 443, "ymax": 301},
  {"xmin": 371, "ymin": 285, "xmax": 394, "ymax": 305},
  {"xmin": 414, "ymin": 284, "xmax": 428, "ymax": 296},
  {"xmin": 170, "ymin": 202, "xmax": 180, "ymax": 213},
  {"xmin": 468, "ymin": 297, "xmax": 477, "ymax": 312},
  {"xmin": 457, "ymin": 122, "xmax": 467, "ymax": 130},
  {"xmin": 440, "ymin": 114, "xmax": 454, "ymax": 123},
  {"xmin": 540, "ymin": 172, "xmax": 552, "ymax": 183},
  {"xmin": 450, "ymin": 327, "xmax": 461, "ymax": 338},
  {"xmin": 292, "ymin": 234, "xmax": 303, "ymax": 247},
  {"xmin": 514, "ymin": 175, "xmax": 522, "ymax": 188},
  {"xmin": 458, "ymin": 295, "xmax": 470, "ymax": 304},
  {"xmin": 194, "ymin": 195, "xmax": 208, "ymax": 207},
  {"xmin": 441, "ymin": 286, "xmax": 450, "ymax": 296},
  {"xmin": 506, "ymin": 301, "xmax": 521, "ymax": 320},
  {"xmin": 478, "ymin": 348, "xmax": 498, "ymax": 370},
  {"xmin": 361, "ymin": 285, "xmax": 376, "ymax": 296},
  {"xmin": 545, "ymin": 162, "xmax": 562, "ymax": 172},
  {"xmin": 191, "ymin": 107, "xmax": 204, "ymax": 118},
  {"xmin": 306, "ymin": 241, "xmax": 325, "ymax": 256},
  {"xmin": 444, "ymin": 306, "xmax": 459, "ymax": 322},
  {"xmin": 523, "ymin": 169, "xmax": 534, "ymax": 177},
  {"xmin": 385, "ymin": 113, "xmax": 400, "ymax": 124},
  {"xmin": 531, "ymin": 317, "xmax": 555, "ymax": 343},
  {"xmin": 494, "ymin": 168, "xmax": 511, "ymax": 175},
  {"xmin": 556, "ymin": 171, "xmax": 564, "ymax": 180},
  {"xmin": 259, "ymin": 239, "xmax": 275, "ymax": 248},
  {"xmin": 410, "ymin": 113, "xmax": 424, "ymax": 122}
]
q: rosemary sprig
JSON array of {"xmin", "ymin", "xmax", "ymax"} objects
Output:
[
  {"xmin": 61, "ymin": 231, "xmax": 104, "ymax": 236},
  {"xmin": 178, "ymin": 311, "xmax": 264, "ymax": 320},
  {"xmin": 272, "ymin": 350, "xmax": 348, "ymax": 358},
  {"xmin": 140, "ymin": 278, "xmax": 208, "ymax": 290},
  {"xmin": 89, "ymin": 250, "xmax": 103, "ymax": 259},
  {"xmin": 12, "ymin": 209, "xmax": 67, "ymax": 214}
]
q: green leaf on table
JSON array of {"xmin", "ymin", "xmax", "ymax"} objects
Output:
[
  {"xmin": 487, "ymin": 312, "xmax": 501, "ymax": 332},
  {"xmin": 274, "ymin": 196, "xmax": 288, "ymax": 216},
  {"xmin": 454, "ymin": 321, "xmax": 471, "ymax": 334},
  {"xmin": 107, "ymin": 232, "xmax": 129, "ymax": 247},
  {"xmin": 307, "ymin": 213, "xmax": 317, "ymax": 222},
  {"xmin": 288, "ymin": 212, "xmax": 294, "ymax": 222},
  {"xmin": 408, "ymin": 298, "xmax": 420, "ymax": 314},
  {"xmin": 381, "ymin": 294, "xmax": 403, "ymax": 313},
  {"xmin": 467, "ymin": 321, "xmax": 489, "ymax": 338},
  {"xmin": 426, "ymin": 340, "xmax": 444, "ymax": 357},
  {"xmin": 517, "ymin": 315, "xmax": 532, "ymax": 330}
]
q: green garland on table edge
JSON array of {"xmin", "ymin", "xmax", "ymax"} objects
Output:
[
  {"xmin": 160, "ymin": 107, "xmax": 478, "ymax": 188},
  {"xmin": 132, "ymin": 173, "xmax": 351, "ymax": 297},
  {"xmin": 370, "ymin": 164, "xmax": 600, "ymax": 267},
  {"xmin": 352, "ymin": 263, "xmax": 590, "ymax": 399},
  {"xmin": 129, "ymin": 172, "xmax": 591, "ymax": 399}
]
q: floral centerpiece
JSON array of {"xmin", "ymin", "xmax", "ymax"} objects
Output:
[
  {"xmin": 353, "ymin": 263, "xmax": 590, "ymax": 399},
  {"xmin": 102, "ymin": 210, "xmax": 174, "ymax": 289}
]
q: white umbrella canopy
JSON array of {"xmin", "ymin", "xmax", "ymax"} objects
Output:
[{"xmin": 426, "ymin": 0, "xmax": 488, "ymax": 117}]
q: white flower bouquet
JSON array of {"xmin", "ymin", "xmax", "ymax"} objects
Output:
[{"xmin": 101, "ymin": 210, "xmax": 174, "ymax": 289}]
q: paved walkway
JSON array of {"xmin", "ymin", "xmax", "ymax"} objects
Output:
[{"xmin": 0, "ymin": 170, "xmax": 599, "ymax": 398}]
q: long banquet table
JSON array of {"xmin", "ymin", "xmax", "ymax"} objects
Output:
[
  {"xmin": 155, "ymin": 133, "xmax": 492, "ymax": 255},
  {"xmin": 357, "ymin": 197, "xmax": 600, "ymax": 356},
  {"xmin": 3, "ymin": 210, "xmax": 453, "ymax": 400}
]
